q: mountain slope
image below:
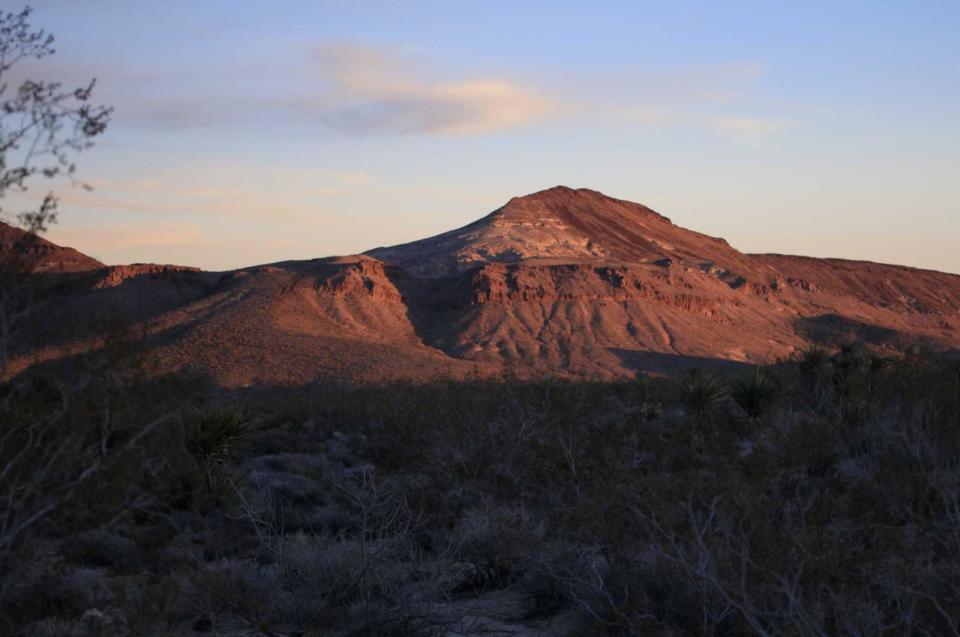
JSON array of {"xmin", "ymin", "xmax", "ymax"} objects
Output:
[
  {"xmin": 7, "ymin": 188, "xmax": 960, "ymax": 385},
  {"xmin": 0, "ymin": 221, "xmax": 104, "ymax": 272}
]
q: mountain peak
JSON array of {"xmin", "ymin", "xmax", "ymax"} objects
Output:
[
  {"xmin": 367, "ymin": 187, "xmax": 747, "ymax": 277},
  {"xmin": 495, "ymin": 185, "xmax": 669, "ymax": 224},
  {"xmin": 503, "ymin": 185, "xmax": 636, "ymax": 209},
  {"xmin": 506, "ymin": 185, "xmax": 592, "ymax": 201}
]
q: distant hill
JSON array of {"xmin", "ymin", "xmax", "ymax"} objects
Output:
[
  {"xmin": 7, "ymin": 187, "xmax": 960, "ymax": 384},
  {"xmin": 0, "ymin": 221, "xmax": 104, "ymax": 273}
]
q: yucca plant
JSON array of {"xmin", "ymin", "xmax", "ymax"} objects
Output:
[
  {"xmin": 863, "ymin": 352, "xmax": 893, "ymax": 396},
  {"xmin": 798, "ymin": 346, "xmax": 831, "ymax": 383},
  {"xmin": 732, "ymin": 368, "xmax": 778, "ymax": 421},
  {"xmin": 184, "ymin": 406, "xmax": 254, "ymax": 460},
  {"xmin": 678, "ymin": 369, "xmax": 728, "ymax": 419},
  {"xmin": 867, "ymin": 352, "xmax": 893, "ymax": 374},
  {"xmin": 831, "ymin": 343, "xmax": 866, "ymax": 400},
  {"xmin": 182, "ymin": 405, "xmax": 255, "ymax": 495},
  {"xmin": 952, "ymin": 360, "xmax": 960, "ymax": 400},
  {"xmin": 833, "ymin": 342, "xmax": 863, "ymax": 368}
]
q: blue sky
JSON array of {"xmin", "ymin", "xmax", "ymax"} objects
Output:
[{"xmin": 20, "ymin": 1, "xmax": 960, "ymax": 272}]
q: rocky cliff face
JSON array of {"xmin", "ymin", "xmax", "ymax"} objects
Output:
[
  {"xmin": 7, "ymin": 187, "xmax": 960, "ymax": 385},
  {"xmin": 93, "ymin": 264, "xmax": 203, "ymax": 289}
]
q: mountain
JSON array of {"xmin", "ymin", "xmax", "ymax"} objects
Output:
[
  {"xmin": 0, "ymin": 221, "xmax": 104, "ymax": 273},
  {"xmin": 367, "ymin": 187, "xmax": 755, "ymax": 278},
  {"xmin": 6, "ymin": 187, "xmax": 960, "ymax": 385}
]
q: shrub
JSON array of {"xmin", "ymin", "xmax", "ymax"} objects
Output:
[
  {"xmin": 731, "ymin": 367, "xmax": 778, "ymax": 421},
  {"xmin": 677, "ymin": 369, "xmax": 728, "ymax": 419}
]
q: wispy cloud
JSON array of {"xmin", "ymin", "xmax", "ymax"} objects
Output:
[
  {"xmin": 297, "ymin": 43, "xmax": 554, "ymax": 135},
  {"xmin": 560, "ymin": 63, "xmax": 767, "ymax": 106},
  {"xmin": 19, "ymin": 39, "xmax": 790, "ymax": 145},
  {"xmin": 699, "ymin": 114, "xmax": 794, "ymax": 147},
  {"xmin": 49, "ymin": 222, "xmax": 207, "ymax": 251},
  {"xmin": 8, "ymin": 164, "xmax": 378, "ymax": 224},
  {"xmin": 548, "ymin": 63, "xmax": 789, "ymax": 145},
  {"xmin": 293, "ymin": 45, "xmax": 788, "ymax": 143}
]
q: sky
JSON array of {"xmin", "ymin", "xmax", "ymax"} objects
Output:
[{"xmin": 10, "ymin": 1, "xmax": 960, "ymax": 272}]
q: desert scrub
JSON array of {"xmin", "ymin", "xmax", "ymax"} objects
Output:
[{"xmin": 5, "ymin": 349, "xmax": 960, "ymax": 634}]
